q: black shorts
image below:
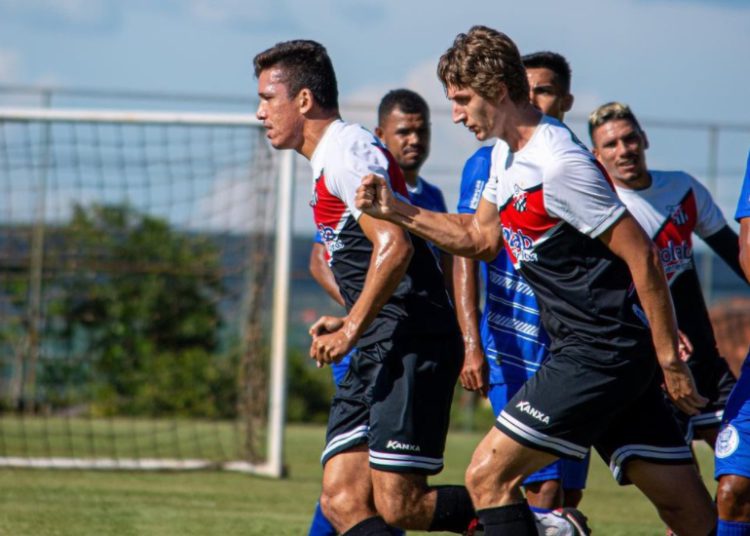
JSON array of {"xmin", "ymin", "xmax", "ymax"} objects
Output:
[
  {"xmin": 496, "ymin": 347, "xmax": 693, "ymax": 484},
  {"xmin": 670, "ymin": 358, "xmax": 736, "ymax": 441},
  {"xmin": 320, "ymin": 329, "xmax": 462, "ymax": 475}
]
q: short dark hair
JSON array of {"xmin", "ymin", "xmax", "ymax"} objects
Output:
[
  {"xmin": 522, "ymin": 51, "xmax": 572, "ymax": 94},
  {"xmin": 437, "ymin": 25, "xmax": 528, "ymax": 104},
  {"xmin": 377, "ymin": 89, "xmax": 430, "ymax": 126},
  {"xmin": 253, "ymin": 39, "xmax": 339, "ymax": 111},
  {"xmin": 588, "ymin": 101, "xmax": 644, "ymax": 143}
]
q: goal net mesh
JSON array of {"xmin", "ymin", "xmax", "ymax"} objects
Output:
[{"xmin": 0, "ymin": 109, "xmax": 281, "ymax": 471}]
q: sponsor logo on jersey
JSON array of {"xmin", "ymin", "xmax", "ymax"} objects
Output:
[
  {"xmin": 512, "ymin": 185, "xmax": 527, "ymax": 212},
  {"xmin": 386, "ymin": 440, "xmax": 421, "ymax": 452},
  {"xmin": 502, "ymin": 226, "xmax": 538, "ymax": 263},
  {"xmin": 515, "ymin": 401, "xmax": 550, "ymax": 424},
  {"xmin": 317, "ymin": 224, "xmax": 345, "ymax": 255},
  {"xmin": 715, "ymin": 424, "xmax": 740, "ymax": 459},
  {"xmin": 667, "ymin": 203, "xmax": 689, "ymax": 226},
  {"xmin": 470, "ymin": 180, "xmax": 485, "ymax": 211},
  {"xmin": 659, "ymin": 240, "xmax": 692, "ymax": 280}
]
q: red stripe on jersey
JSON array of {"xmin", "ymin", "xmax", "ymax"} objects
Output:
[
  {"xmin": 593, "ymin": 159, "xmax": 617, "ymax": 190},
  {"xmin": 376, "ymin": 145, "xmax": 409, "ymax": 197},
  {"xmin": 500, "ymin": 187, "xmax": 559, "ymax": 265},
  {"xmin": 652, "ymin": 189, "xmax": 697, "ymax": 283},
  {"xmin": 312, "ymin": 172, "xmax": 348, "ymax": 262}
]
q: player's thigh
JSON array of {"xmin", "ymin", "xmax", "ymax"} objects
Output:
[
  {"xmin": 626, "ymin": 459, "xmax": 714, "ymax": 517},
  {"xmin": 369, "ymin": 332, "xmax": 462, "ymax": 475},
  {"xmin": 717, "ymin": 474, "xmax": 750, "ymax": 520}
]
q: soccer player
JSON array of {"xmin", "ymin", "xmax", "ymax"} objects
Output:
[
  {"xmin": 714, "ymin": 150, "xmax": 750, "ymax": 536},
  {"xmin": 356, "ymin": 26, "xmax": 717, "ymax": 536},
  {"xmin": 589, "ymin": 102, "xmax": 744, "ymax": 450},
  {"xmin": 306, "ymin": 88, "xmax": 446, "ymax": 536},
  {"xmin": 455, "ymin": 51, "xmax": 589, "ymax": 518},
  {"xmin": 254, "ymin": 40, "xmax": 475, "ymax": 535}
]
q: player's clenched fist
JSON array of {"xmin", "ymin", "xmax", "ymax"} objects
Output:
[{"xmin": 355, "ymin": 173, "xmax": 394, "ymax": 219}]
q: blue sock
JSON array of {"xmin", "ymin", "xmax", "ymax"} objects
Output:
[
  {"xmin": 308, "ymin": 502, "xmax": 337, "ymax": 536},
  {"xmin": 719, "ymin": 520, "xmax": 750, "ymax": 536}
]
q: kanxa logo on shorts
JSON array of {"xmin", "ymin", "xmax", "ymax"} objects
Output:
[
  {"xmin": 386, "ymin": 440, "xmax": 421, "ymax": 452},
  {"xmin": 515, "ymin": 400, "xmax": 550, "ymax": 424}
]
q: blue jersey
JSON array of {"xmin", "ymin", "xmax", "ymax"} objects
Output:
[
  {"xmin": 736, "ymin": 151, "xmax": 750, "ymax": 221},
  {"xmin": 408, "ymin": 177, "xmax": 448, "ymax": 260},
  {"xmin": 457, "ymin": 145, "xmax": 549, "ymax": 385}
]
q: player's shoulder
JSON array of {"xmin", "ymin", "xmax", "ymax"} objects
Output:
[
  {"xmin": 649, "ymin": 169, "xmax": 704, "ymax": 194},
  {"xmin": 324, "ymin": 121, "xmax": 386, "ymax": 172},
  {"xmin": 467, "ymin": 144, "xmax": 494, "ymax": 165},
  {"xmin": 537, "ymin": 116, "xmax": 590, "ymax": 157}
]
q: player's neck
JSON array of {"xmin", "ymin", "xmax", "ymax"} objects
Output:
[
  {"xmin": 403, "ymin": 170, "xmax": 420, "ymax": 187},
  {"xmin": 497, "ymin": 103, "xmax": 542, "ymax": 153},
  {"xmin": 299, "ymin": 113, "xmax": 341, "ymax": 160},
  {"xmin": 615, "ymin": 172, "xmax": 652, "ymax": 191}
]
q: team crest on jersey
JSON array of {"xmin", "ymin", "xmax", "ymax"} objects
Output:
[
  {"xmin": 667, "ymin": 203, "xmax": 689, "ymax": 226},
  {"xmin": 318, "ymin": 224, "xmax": 344, "ymax": 254},
  {"xmin": 715, "ymin": 424, "xmax": 740, "ymax": 459},
  {"xmin": 502, "ymin": 225, "xmax": 538, "ymax": 263},
  {"xmin": 512, "ymin": 185, "xmax": 528, "ymax": 212}
]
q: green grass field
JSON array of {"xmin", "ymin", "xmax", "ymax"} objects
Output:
[{"xmin": 0, "ymin": 424, "xmax": 716, "ymax": 535}]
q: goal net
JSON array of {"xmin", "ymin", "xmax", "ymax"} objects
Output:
[{"xmin": 0, "ymin": 108, "xmax": 293, "ymax": 477}]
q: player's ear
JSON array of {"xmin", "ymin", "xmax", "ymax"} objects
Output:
[
  {"xmin": 562, "ymin": 94, "xmax": 574, "ymax": 113},
  {"xmin": 298, "ymin": 88, "xmax": 314, "ymax": 114},
  {"xmin": 374, "ymin": 126, "xmax": 384, "ymax": 139}
]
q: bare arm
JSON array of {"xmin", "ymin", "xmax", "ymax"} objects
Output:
[
  {"xmin": 356, "ymin": 173, "xmax": 502, "ymax": 260},
  {"xmin": 739, "ymin": 218, "xmax": 750, "ymax": 282},
  {"xmin": 453, "ymin": 255, "xmax": 488, "ymax": 395},
  {"xmin": 309, "ymin": 214, "xmax": 413, "ymax": 365},
  {"xmin": 599, "ymin": 211, "xmax": 707, "ymax": 415},
  {"xmin": 309, "ymin": 242, "xmax": 345, "ymax": 307}
]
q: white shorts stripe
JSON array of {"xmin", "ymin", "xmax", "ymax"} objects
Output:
[
  {"xmin": 497, "ymin": 410, "xmax": 588, "ymax": 458},
  {"xmin": 609, "ymin": 443, "xmax": 693, "ymax": 481},
  {"xmin": 320, "ymin": 425, "xmax": 368, "ymax": 462},
  {"xmin": 369, "ymin": 450, "xmax": 443, "ymax": 470},
  {"xmin": 691, "ymin": 410, "xmax": 723, "ymax": 427}
]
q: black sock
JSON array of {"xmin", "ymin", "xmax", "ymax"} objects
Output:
[
  {"xmin": 427, "ymin": 485, "xmax": 477, "ymax": 533},
  {"xmin": 477, "ymin": 502, "xmax": 537, "ymax": 536},
  {"xmin": 342, "ymin": 516, "xmax": 393, "ymax": 536}
]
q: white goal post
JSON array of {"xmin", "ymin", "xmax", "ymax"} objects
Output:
[{"xmin": 0, "ymin": 107, "xmax": 293, "ymax": 478}]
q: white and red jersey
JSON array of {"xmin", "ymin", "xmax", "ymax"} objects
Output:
[
  {"xmin": 482, "ymin": 116, "xmax": 650, "ymax": 358},
  {"xmin": 310, "ymin": 120, "xmax": 455, "ymax": 346},
  {"xmin": 614, "ymin": 171, "xmax": 727, "ymax": 368}
]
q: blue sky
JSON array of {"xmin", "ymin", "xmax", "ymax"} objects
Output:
[{"xmin": 1, "ymin": 0, "xmax": 749, "ymax": 232}]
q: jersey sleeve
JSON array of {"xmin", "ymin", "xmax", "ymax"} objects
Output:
[
  {"xmin": 688, "ymin": 174, "xmax": 727, "ymax": 238},
  {"xmin": 542, "ymin": 153, "xmax": 626, "ymax": 238},
  {"xmin": 736, "ymin": 151, "xmax": 750, "ymax": 221},
  {"xmin": 480, "ymin": 143, "xmax": 504, "ymax": 210},
  {"xmin": 458, "ymin": 148, "xmax": 492, "ymax": 214},
  {"xmin": 326, "ymin": 139, "xmax": 391, "ymax": 221},
  {"xmin": 313, "ymin": 230, "xmax": 324, "ymax": 244}
]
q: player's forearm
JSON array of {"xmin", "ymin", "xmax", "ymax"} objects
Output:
[
  {"xmin": 631, "ymin": 243, "xmax": 681, "ymax": 367},
  {"xmin": 740, "ymin": 219, "xmax": 750, "ymax": 282},
  {"xmin": 342, "ymin": 237, "xmax": 413, "ymax": 343},
  {"xmin": 453, "ymin": 256, "xmax": 483, "ymax": 353},
  {"xmin": 386, "ymin": 197, "xmax": 496, "ymax": 260},
  {"xmin": 310, "ymin": 250, "xmax": 345, "ymax": 307}
]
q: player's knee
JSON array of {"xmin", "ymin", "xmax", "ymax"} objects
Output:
[
  {"xmin": 465, "ymin": 458, "xmax": 519, "ymax": 503},
  {"xmin": 320, "ymin": 486, "xmax": 358, "ymax": 527},
  {"xmin": 717, "ymin": 476, "xmax": 750, "ymax": 520}
]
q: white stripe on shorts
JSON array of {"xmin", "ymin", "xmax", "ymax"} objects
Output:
[
  {"xmin": 320, "ymin": 425, "xmax": 369, "ymax": 463},
  {"xmin": 497, "ymin": 410, "xmax": 588, "ymax": 459},
  {"xmin": 691, "ymin": 409, "xmax": 723, "ymax": 428},
  {"xmin": 369, "ymin": 450, "xmax": 444, "ymax": 471},
  {"xmin": 609, "ymin": 443, "xmax": 693, "ymax": 482}
]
